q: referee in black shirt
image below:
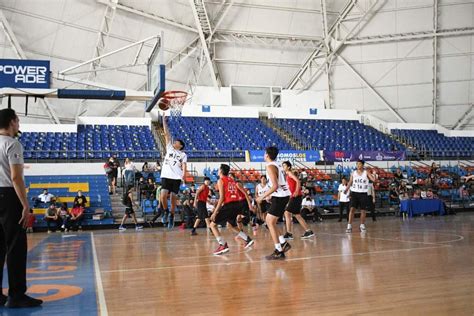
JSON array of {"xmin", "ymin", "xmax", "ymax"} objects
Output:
[{"xmin": 0, "ymin": 109, "xmax": 42, "ymax": 308}]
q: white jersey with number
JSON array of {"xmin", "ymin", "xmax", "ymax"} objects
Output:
[
  {"xmin": 256, "ymin": 183, "xmax": 271, "ymax": 197},
  {"xmin": 266, "ymin": 161, "xmax": 291, "ymax": 198},
  {"xmin": 160, "ymin": 143, "xmax": 187, "ymax": 180},
  {"xmin": 351, "ymin": 170, "xmax": 369, "ymax": 193}
]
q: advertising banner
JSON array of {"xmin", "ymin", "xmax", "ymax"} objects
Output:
[
  {"xmin": 0, "ymin": 59, "xmax": 50, "ymax": 89},
  {"xmin": 324, "ymin": 150, "xmax": 406, "ymax": 162},
  {"xmin": 248, "ymin": 150, "xmax": 323, "ymax": 162}
]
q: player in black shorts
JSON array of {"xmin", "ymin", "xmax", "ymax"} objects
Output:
[
  {"xmin": 282, "ymin": 161, "xmax": 315, "ymax": 240},
  {"xmin": 159, "ymin": 115, "xmax": 187, "ymax": 229},
  {"xmin": 209, "ymin": 164, "xmax": 254, "ymax": 255},
  {"xmin": 191, "ymin": 177, "xmax": 211, "ymax": 235},
  {"xmin": 256, "ymin": 147, "xmax": 292, "ymax": 260},
  {"xmin": 118, "ymin": 186, "xmax": 143, "ymax": 231}
]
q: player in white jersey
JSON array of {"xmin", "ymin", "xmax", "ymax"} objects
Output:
[
  {"xmin": 255, "ymin": 175, "xmax": 271, "ymax": 225},
  {"xmin": 344, "ymin": 159, "xmax": 377, "ymax": 233},
  {"xmin": 256, "ymin": 147, "xmax": 292, "ymax": 260},
  {"xmin": 159, "ymin": 114, "xmax": 187, "ymax": 229}
]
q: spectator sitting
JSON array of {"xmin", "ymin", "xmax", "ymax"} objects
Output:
[
  {"xmin": 394, "ymin": 168, "xmax": 403, "ymax": 183},
  {"xmin": 142, "ymin": 162, "xmax": 151, "ymax": 172},
  {"xmin": 44, "ymin": 203, "xmax": 60, "ymax": 233},
  {"xmin": 34, "ymin": 189, "xmax": 54, "ymax": 207},
  {"xmin": 301, "ymin": 195, "xmax": 322, "ymax": 222},
  {"xmin": 425, "ymin": 188, "xmax": 434, "ymax": 199},
  {"xmin": 389, "ymin": 184, "xmax": 399, "ymax": 204},
  {"xmin": 413, "ymin": 189, "xmax": 422, "ymax": 199},
  {"xmin": 399, "ymin": 192, "xmax": 409, "ymax": 201},
  {"xmin": 58, "ymin": 202, "xmax": 70, "ymax": 232},
  {"xmin": 459, "ymin": 185, "xmax": 469, "ymax": 200},
  {"xmin": 74, "ymin": 190, "xmax": 87, "ymax": 208},
  {"xmin": 69, "ymin": 201, "xmax": 84, "ymax": 231}
]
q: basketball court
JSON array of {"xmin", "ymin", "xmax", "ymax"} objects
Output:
[
  {"xmin": 11, "ymin": 215, "xmax": 474, "ymax": 315},
  {"xmin": 0, "ymin": 0, "xmax": 473, "ymax": 315}
]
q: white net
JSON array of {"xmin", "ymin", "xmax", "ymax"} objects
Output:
[
  {"xmin": 163, "ymin": 91, "xmax": 187, "ymax": 118},
  {"xmin": 169, "ymin": 103, "xmax": 184, "ymax": 118}
]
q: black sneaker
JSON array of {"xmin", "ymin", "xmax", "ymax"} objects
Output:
[
  {"xmin": 281, "ymin": 241, "xmax": 292, "ymax": 253},
  {"xmin": 191, "ymin": 230, "xmax": 198, "ymax": 236},
  {"xmin": 265, "ymin": 249, "xmax": 285, "ymax": 260},
  {"xmin": 244, "ymin": 237, "xmax": 254, "ymax": 249},
  {"xmin": 283, "ymin": 232, "xmax": 294, "ymax": 240},
  {"xmin": 301, "ymin": 230, "xmax": 315, "ymax": 239},
  {"xmin": 6, "ymin": 295, "xmax": 43, "ymax": 308},
  {"xmin": 0, "ymin": 294, "xmax": 6, "ymax": 306}
]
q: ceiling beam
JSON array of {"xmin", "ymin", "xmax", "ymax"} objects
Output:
[
  {"xmin": 338, "ymin": 54, "xmax": 406, "ymax": 123},
  {"xmin": 286, "ymin": 0, "xmax": 359, "ymax": 90},
  {"xmin": 293, "ymin": 0, "xmax": 387, "ymax": 91},
  {"xmin": 204, "ymin": 0, "xmax": 339, "ymax": 14},
  {"xmin": 212, "ymin": 30, "xmax": 322, "ymax": 49},
  {"xmin": 431, "ymin": 0, "xmax": 439, "ymax": 124},
  {"xmin": 452, "ymin": 104, "xmax": 474, "ymax": 130},
  {"xmin": 105, "ymin": 1, "xmax": 198, "ymax": 33},
  {"xmin": 346, "ymin": 27, "xmax": 474, "ymax": 45},
  {"xmin": 189, "ymin": 0, "xmax": 221, "ymax": 87},
  {"xmin": 0, "ymin": 10, "xmax": 60, "ymax": 124},
  {"xmin": 76, "ymin": 0, "xmax": 119, "ymax": 118}
]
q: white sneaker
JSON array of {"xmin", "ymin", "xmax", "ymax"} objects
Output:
[
  {"xmin": 135, "ymin": 226, "xmax": 143, "ymax": 231},
  {"xmin": 345, "ymin": 228, "xmax": 352, "ymax": 233},
  {"xmin": 360, "ymin": 225, "xmax": 367, "ymax": 232},
  {"xmin": 119, "ymin": 226, "xmax": 126, "ymax": 231}
]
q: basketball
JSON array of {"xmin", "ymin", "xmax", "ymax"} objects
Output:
[{"xmin": 158, "ymin": 97, "xmax": 170, "ymax": 111}]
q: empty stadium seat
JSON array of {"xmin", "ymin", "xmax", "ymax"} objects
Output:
[
  {"xmin": 19, "ymin": 125, "xmax": 159, "ymax": 160},
  {"xmin": 272, "ymin": 119, "xmax": 404, "ymax": 151},
  {"xmin": 391, "ymin": 129, "xmax": 474, "ymax": 158},
  {"xmin": 167, "ymin": 117, "xmax": 293, "ymax": 158}
]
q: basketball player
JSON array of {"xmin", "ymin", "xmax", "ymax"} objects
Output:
[
  {"xmin": 191, "ymin": 177, "xmax": 211, "ymax": 235},
  {"xmin": 209, "ymin": 164, "xmax": 254, "ymax": 255},
  {"xmin": 255, "ymin": 175, "xmax": 270, "ymax": 225},
  {"xmin": 344, "ymin": 159, "xmax": 377, "ymax": 233},
  {"xmin": 282, "ymin": 161, "xmax": 314, "ymax": 240},
  {"xmin": 229, "ymin": 173, "xmax": 253, "ymax": 231},
  {"xmin": 256, "ymin": 147, "xmax": 291, "ymax": 260},
  {"xmin": 160, "ymin": 114, "xmax": 187, "ymax": 229}
]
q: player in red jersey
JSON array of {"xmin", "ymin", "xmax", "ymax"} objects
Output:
[
  {"xmin": 229, "ymin": 173, "xmax": 254, "ymax": 233},
  {"xmin": 282, "ymin": 161, "xmax": 315, "ymax": 240},
  {"xmin": 191, "ymin": 177, "xmax": 211, "ymax": 235},
  {"xmin": 209, "ymin": 164, "xmax": 254, "ymax": 255}
]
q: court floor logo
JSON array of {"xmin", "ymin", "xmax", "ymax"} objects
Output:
[{"xmin": 3, "ymin": 234, "xmax": 99, "ymax": 315}]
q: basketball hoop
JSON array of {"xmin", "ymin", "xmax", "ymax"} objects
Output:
[{"xmin": 161, "ymin": 90, "xmax": 187, "ymax": 117}]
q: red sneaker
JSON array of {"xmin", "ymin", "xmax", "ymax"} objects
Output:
[{"xmin": 213, "ymin": 242, "xmax": 229, "ymax": 255}]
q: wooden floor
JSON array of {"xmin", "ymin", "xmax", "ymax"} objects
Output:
[{"xmin": 26, "ymin": 214, "xmax": 474, "ymax": 315}]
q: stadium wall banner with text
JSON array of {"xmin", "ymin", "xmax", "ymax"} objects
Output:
[
  {"xmin": 247, "ymin": 150, "xmax": 323, "ymax": 162},
  {"xmin": 324, "ymin": 150, "xmax": 406, "ymax": 162},
  {"xmin": 0, "ymin": 59, "xmax": 50, "ymax": 89}
]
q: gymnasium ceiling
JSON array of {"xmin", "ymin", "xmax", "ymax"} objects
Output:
[{"xmin": 0, "ymin": 0, "xmax": 473, "ymax": 129}]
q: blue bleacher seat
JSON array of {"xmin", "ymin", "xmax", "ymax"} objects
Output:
[{"xmin": 18, "ymin": 125, "xmax": 160, "ymax": 161}]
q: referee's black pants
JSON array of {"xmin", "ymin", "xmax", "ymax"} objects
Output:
[{"xmin": 0, "ymin": 187, "xmax": 27, "ymax": 299}]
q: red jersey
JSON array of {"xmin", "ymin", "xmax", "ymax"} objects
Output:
[
  {"xmin": 236, "ymin": 184, "xmax": 246, "ymax": 202},
  {"xmin": 221, "ymin": 176, "xmax": 240, "ymax": 204},
  {"xmin": 287, "ymin": 174, "xmax": 302, "ymax": 196},
  {"xmin": 197, "ymin": 185, "xmax": 210, "ymax": 202}
]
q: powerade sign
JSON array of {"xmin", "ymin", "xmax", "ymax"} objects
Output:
[
  {"xmin": 248, "ymin": 150, "xmax": 322, "ymax": 162},
  {"xmin": 0, "ymin": 59, "xmax": 50, "ymax": 88}
]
